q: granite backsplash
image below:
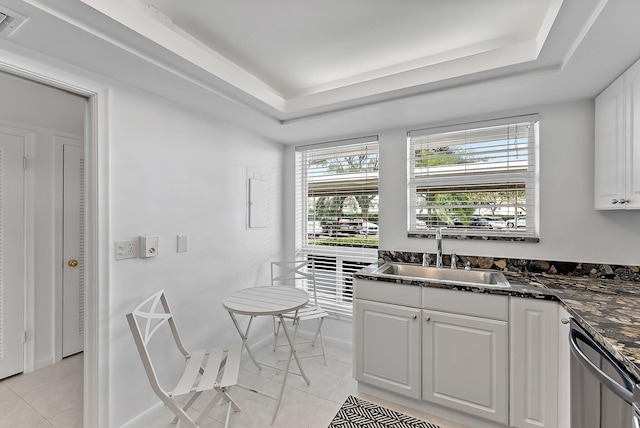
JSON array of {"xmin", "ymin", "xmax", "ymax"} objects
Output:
[{"xmin": 378, "ymin": 250, "xmax": 640, "ymax": 283}]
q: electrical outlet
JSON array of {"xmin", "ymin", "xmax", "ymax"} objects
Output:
[
  {"xmin": 140, "ymin": 235, "xmax": 159, "ymax": 258},
  {"xmin": 115, "ymin": 240, "xmax": 139, "ymax": 260}
]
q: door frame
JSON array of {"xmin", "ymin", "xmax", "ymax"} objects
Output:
[{"xmin": 0, "ymin": 60, "xmax": 108, "ymax": 428}]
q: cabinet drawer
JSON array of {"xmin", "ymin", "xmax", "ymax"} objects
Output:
[
  {"xmin": 354, "ymin": 278, "xmax": 421, "ymax": 308},
  {"xmin": 422, "ymin": 287, "xmax": 508, "ymax": 320}
]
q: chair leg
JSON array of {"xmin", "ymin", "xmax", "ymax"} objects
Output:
[
  {"xmin": 311, "ymin": 318, "xmax": 322, "ymax": 346},
  {"xmin": 224, "ymin": 400, "xmax": 233, "ymax": 428},
  {"xmin": 318, "ymin": 320, "xmax": 327, "ymax": 366},
  {"xmin": 195, "ymin": 390, "xmax": 224, "ymax": 425},
  {"xmin": 194, "ymin": 388, "xmax": 241, "ymax": 427},
  {"xmin": 272, "ymin": 316, "xmax": 277, "ymax": 352},
  {"xmin": 164, "ymin": 397, "xmax": 199, "ymax": 428},
  {"xmin": 170, "ymin": 391, "xmax": 202, "ymax": 425},
  {"xmin": 310, "ymin": 318, "xmax": 327, "ymax": 366}
]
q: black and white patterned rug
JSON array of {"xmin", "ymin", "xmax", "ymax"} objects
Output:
[{"xmin": 329, "ymin": 395, "xmax": 442, "ymax": 428}]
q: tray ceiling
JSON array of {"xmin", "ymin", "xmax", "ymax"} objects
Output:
[{"xmin": 79, "ymin": 0, "xmax": 563, "ymax": 114}]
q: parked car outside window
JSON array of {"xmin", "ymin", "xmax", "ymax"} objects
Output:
[
  {"xmin": 322, "ymin": 217, "xmax": 364, "ymax": 235},
  {"xmin": 469, "ymin": 216, "xmax": 506, "ymax": 229},
  {"xmin": 360, "ymin": 221, "xmax": 379, "ymax": 235},
  {"xmin": 506, "ymin": 217, "xmax": 526, "ymax": 228}
]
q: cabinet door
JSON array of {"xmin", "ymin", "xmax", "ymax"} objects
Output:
[
  {"xmin": 354, "ymin": 299, "xmax": 421, "ymax": 399},
  {"xmin": 625, "ymin": 59, "xmax": 640, "ymax": 209},
  {"xmin": 595, "ymin": 74, "xmax": 626, "ymax": 209},
  {"xmin": 510, "ymin": 298, "xmax": 559, "ymax": 428},
  {"xmin": 422, "ymin": 310, "xmax": 508, "ymax": 424}
]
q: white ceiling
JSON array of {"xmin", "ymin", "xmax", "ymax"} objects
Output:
[
  {"xmin": 77, "ymin": 0, "xmax": 563, "ymax": 114},
  {"xmin": 140, "ymin": 0, "xmax": 558, "ymax": 100},
  {"xmin": 1, "ymin": 0, "xmax": 640, "ymax": 144}
]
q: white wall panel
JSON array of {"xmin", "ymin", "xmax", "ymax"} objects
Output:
[{"xmin": 107, "ymin": 87, "xmax": 284, "ymax": 427}]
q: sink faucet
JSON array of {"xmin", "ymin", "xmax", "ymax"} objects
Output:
[
  {"xmin": 422, "ymin": 252, "xmax": 429, "ymax": 267},
  {"xmin": 435, "ymin": 227, "xmax": 443, "ymax": 268}
]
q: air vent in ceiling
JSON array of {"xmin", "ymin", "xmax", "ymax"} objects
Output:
[{"xmin": 0, "ymin": 5, "xmax": 27, "ymax": 37}]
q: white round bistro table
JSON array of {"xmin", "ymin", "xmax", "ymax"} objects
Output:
[{"xmin": 223, "ymin": 286, "xmax": 310, "ymax": 423}]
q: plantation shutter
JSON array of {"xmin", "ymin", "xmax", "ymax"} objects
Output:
[
  {"xmin": 408, "ymin": 115, "xmax": 538, "ymax": 238},
  {"xmin": 295, "ymin": 137, "xmax": 379, "ymax": 317}
]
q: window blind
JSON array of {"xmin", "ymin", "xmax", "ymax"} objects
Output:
[
  {"xmin": 408, "ymin": 116, "xmax": 538, "ymax": 237},
  {"xmin": 295, "ymin": 137, "xmax": 379, "ymax": 317}
]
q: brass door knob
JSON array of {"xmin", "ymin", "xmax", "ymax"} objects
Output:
[{"xmin": 67, "ymin": 259, "xmax": 78, "ymax": 267}]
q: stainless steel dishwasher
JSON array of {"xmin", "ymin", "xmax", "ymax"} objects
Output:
[{"xmin": 570, "ymin": 319, "xmax": 640, "ymax": 428}]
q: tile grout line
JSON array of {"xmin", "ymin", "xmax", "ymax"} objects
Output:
[{"xmin": 3, "ymin": 383, "xmax": 54, "ymax": 425}]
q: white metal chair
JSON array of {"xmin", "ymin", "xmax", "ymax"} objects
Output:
[
  {"xmin": 126, "ymin": 290, "xmax": 242, "ymax": 428},
  {"xmin": 270, "ymin": 260, "xmax": 328, "ymax": 365}
]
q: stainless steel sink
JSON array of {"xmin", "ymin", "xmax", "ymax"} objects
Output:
[{"xmin": 372, "ymin": 262, "xmax": 511, "ymax": 288}]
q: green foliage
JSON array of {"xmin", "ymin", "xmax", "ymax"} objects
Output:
[
  {"xmin": 416, "ymin": 147, "xmax": 468, "ymax": 167},
  {"xmin": 325, "ymin": 154, "xmax": 379, "ymax": 173},
  {"xmin": 433, "ymin": 192, "xmax": 477, "ymax": 225},
  {"xmin": 309, "ymin": 236, "xmax": 378, "ymax": 248},
  {"xmin": 314, "ymin": 196, "xmax": 345, "ymax": 223}
]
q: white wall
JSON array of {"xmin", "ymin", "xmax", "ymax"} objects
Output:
[
  {"xmin": 378, "ymin": 100, "xmax": 640, "ymax": 265},
  {"xmin": 286, "ymin": 100, "xmax": 640, "ymax": 348},
  {"xmin": 106, "ymin": 87, "xmax": 284, "ymax": 427},
  {"xmin": 0, "ymin": 72, "xmax": 85, "ymax": 370},
  {"xmin": 286, "ymin": 100, "xmax": 640, "ymax": 267}
]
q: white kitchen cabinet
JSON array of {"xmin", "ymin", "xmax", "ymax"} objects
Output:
[
  {"xmin": 509, "ymin": 297, "xmax": 560, "ymax": 428},
  {"xmin": 595, "ymin": 57, "xmax": 640, "ymax": 209},
  {"xmin": 422, "ymin": 309, "xmax": 509, "ymax": 424},
  {"xmin": 354, "ymin": 277, "xmax": 568, "ymax": 428},
  {"xmin": 354, "ymin": 298, "xmax": 421, "ymax": 399}
]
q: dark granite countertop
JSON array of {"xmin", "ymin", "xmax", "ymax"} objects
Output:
[{"xmin": 355, "ymin": 264, "xmax": 640, "ymax": 382}]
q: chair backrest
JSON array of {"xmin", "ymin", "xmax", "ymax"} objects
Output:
[
  {"xmin": 271, "ymin": 260, "xmax": 318, "ymax": 306},
  {"xmin": 126, "ymin": 290, "xmax": 189, "ymax": 395}
]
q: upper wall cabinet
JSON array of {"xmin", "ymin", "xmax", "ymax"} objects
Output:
[{"xmin": 595, "ymin": 58, "xmax": 640, "ymax": 209}]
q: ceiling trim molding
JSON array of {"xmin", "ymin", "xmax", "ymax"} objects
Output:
[
  {"xmin": 78, "ymin": 0, "xmax": 286, "ymax": 110},
  {"xmin": 561, "ymin": 0, "xmax": 609, "ymax": 69},
  {"xmin": 30, "ymin": 0, "xmax": 566, "ymax": 117},
  {"xmin": 280, "ymin": 64, "xmax": 563, "ymax": 126},
  {"xmin": 20, "ymin": 0, "xmax": 289, "ymax": 119}
]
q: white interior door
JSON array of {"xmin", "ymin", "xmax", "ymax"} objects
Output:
[
  {"xmin": 0, "ymin": 132, "xmax": 25, "ymax": 379},
  {"xmin": 62, "ymin": 144, "xmax": 84, "ymax": 357}
]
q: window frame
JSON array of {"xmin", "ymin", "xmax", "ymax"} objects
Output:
[
  {"xmin": 407, "ymin": 115, "xmax": 539, "ymax": 240},
  {"xmin": 295, "ymin": 137, "xmax": 379, "ymax": 318}
]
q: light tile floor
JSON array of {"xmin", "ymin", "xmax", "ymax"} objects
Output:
[
  {"xmin": 0, "ymin": 344, "xmax": 468, "ymax": 428},
  {"xmin": 0, "ymin": 352, "xmax": 83, "ymax": 428},
  {"xmin": 141, "ymin": 342, "xmax": 469, "ymax": 428}
]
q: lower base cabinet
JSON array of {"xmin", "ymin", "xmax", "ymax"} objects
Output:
[{"xmin": 354, "ymin": 278, "xmax": 568, "ymax": 428}]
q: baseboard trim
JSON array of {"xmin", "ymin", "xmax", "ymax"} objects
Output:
[{"xmin": 119, "ymin": 401, "xmax": 165, "ymax": 428}]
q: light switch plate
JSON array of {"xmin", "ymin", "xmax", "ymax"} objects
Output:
[{"xmin": 177, "ymin": 234, "xmax": 188, "ymax": 253}]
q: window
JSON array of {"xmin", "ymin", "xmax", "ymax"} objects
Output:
[
  {"xmin": 295, "ymin": 137, "xmax": 379, "ymax": 317},
  {"xmin": 408, "ymin": 116, "xmax": 538, "ymax": 239}
]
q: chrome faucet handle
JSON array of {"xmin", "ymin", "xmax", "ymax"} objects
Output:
[
  {"xmin": 464, "ymin": 260, "xmax": 471, "ymax": 271},
  {"xmin": 422, "ymin": 253, "xmax": 429, "ymax": 267},
  {"xmin": 450, "ymin": 251, "xmax": 457, "ymax": 269}
]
